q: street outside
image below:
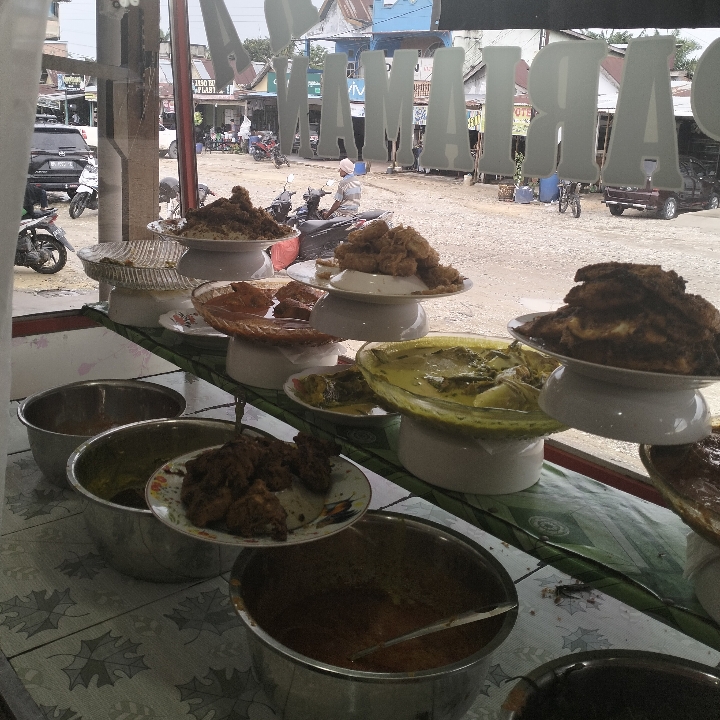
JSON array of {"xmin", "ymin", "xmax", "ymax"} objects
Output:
[{"xmin": 14, "ymin": 152, "xmax": 720, "ymax": 474}]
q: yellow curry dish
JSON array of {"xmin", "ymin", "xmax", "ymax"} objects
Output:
[{"xmin": 355, "ymin": 335, "xmax": 567, "ymax": 439}]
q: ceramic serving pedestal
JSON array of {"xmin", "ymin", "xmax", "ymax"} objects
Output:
[
  {"xmin": 397, "ymin": 416, "xmax": 544, "ymax": 494},
  {"xmin": 108, "ymin": 287, "xmax": 195, "ymax": 327},
  {"xmin": 225, "ymin": 337, "xmax": 342, "ymax": 390}
]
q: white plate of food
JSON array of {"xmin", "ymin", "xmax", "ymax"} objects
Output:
[
  {"xmin": 509, "ymin": 312, "xmax": 720, "ymax": 391},
  {"xmin": 287, "ymin": 260, "xmax": 472, "ymax": 305},
  {"xmin": 146, "ymin": 435, "xmax": 372, "ymax": 547},
  {"xmin": 158, "ymin": 309, "xmax": 228, "ymax": 349},
  {"xmin": 284, "ymin": 365, "xmax": 399, "ymax": 426},
  {"xmin": 148, "ymin": 220, "xmax": 298, "ymax": 253}
]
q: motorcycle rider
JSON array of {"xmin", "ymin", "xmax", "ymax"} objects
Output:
[{"xmin": 321, "ymin": 158, "xmax": 361, "ymax": 219}]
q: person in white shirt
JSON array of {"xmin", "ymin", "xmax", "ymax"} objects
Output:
[{"xmin": 322, "ymin": 158, "xmax": 362, "ymax": 218}]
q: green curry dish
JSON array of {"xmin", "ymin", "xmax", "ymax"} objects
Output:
[
  {"xmin": 357, "ymin": 336, "xmax": 567, "ymax": 439},
  {"xmin": 294, "ymin": 368, "xmax": 379, "ymax": 411}
]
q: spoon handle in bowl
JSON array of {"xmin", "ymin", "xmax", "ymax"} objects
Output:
[{"xmin": 350, "ymin": 601, "xmax": 517, "ymax": 662}]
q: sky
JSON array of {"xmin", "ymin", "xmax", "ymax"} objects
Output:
[{"xmin": 57, "ymin": 0, "xmax": 720, "ymax": 61}]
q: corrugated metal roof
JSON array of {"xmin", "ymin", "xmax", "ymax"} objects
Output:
[{"xmin": 339, "ymin": 0, "xmax": 372, "ymax": 23}]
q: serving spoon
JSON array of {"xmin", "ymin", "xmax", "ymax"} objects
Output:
[{"xmin": 350, "ymin": 601, "xmax": 517, "ymax": 662}]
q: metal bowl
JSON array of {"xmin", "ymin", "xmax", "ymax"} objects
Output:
[
  {"xmin": 67, "ymin": 417, "xmax": 239, "ymax": 582},
  {"xmin": 500, "ymin": 650, "xmax": 720, "ymax": 719},
  {"xmin": 230, "ymin": 510, "xmax": 518, "ymax": 720},
  {"xmin": 18, "ymin": 379, "xmax": 186, "ymax": 486}
]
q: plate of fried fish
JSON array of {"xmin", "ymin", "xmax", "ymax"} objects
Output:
[
  {"xmin": 146, "ymin": 431, "xmax": 372, "ymax": 546},
  {"xmin": 508, "ymin": 262, "xmax": 720, "ymax": 390},
  {"xmin": 284, "ymin": 365, "xmax": 398, "ymax": 426},
  {"xmin": 287, "ymin": 221, "xmax": 472, "ymax": 305}
]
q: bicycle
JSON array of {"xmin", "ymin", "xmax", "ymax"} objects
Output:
[{"xmin": 558, "ymin": 180, "xmax": 582, "ymax": 218}]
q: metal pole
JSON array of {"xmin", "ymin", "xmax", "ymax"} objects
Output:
[
  {"xmin": 168, "ymin": 0, "xmax": 199, "ymax": 215},
  {"xmin": 64, "ymin": 87, "xmax": 69, "ymax": 124}
]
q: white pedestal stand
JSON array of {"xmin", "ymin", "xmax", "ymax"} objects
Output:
[
  {"xmin": 226, "ymin": 337, "xmax": 342, "ymax": 390},
  {"xmin": 397, "ymin": 416, "xmax": 544, "ymax": 494},
  {"xmin": 108, "ymin": 287, "xmax": 194, "ymax": 327}
]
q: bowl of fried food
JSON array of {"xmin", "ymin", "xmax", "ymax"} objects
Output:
[
  {"xmin": 146, "ymin": 430, "xmax": 371, "ymax": 546},
  {"xmin": 284, "ymin": 365, "xmax": 399, "ymax": 426},
  {"xmin": 639, "ymin": 420, "xmax": 720, "ymax": 549},
  {"xmin": 192, "ymin": 278, "xmax": 339, "ymax": 346},
  {"xmin": 508, "ymin": 262, "xmax": 720, "ymax": 445}
]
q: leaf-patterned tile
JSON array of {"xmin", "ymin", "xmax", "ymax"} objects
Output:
[
  {"xmin": 388, "ymin": 496, "xmax": 542, "ymax": 582},
  {"xmin": 0, "ymin": 514, "xmax": 200, "ymax": 657},
  {"xmin": 10, "ymin": 577, "xmax": 277, "ymax": 720},
  {"xmin": 3, "ymin": 452, "xmax": 85, "ymax": 535}
]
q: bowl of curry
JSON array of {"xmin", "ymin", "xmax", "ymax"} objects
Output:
[{"xmin": 230, "ymin": 510, "xmax": 518, "ymax": 720}]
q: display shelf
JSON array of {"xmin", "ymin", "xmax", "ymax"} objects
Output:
[{"xmin": 78, "ymin": 303, "xmax": 720, "ymax": 650}]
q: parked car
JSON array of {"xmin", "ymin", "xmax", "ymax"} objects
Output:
[
  {"xmin": 292, "ymin": 123, "xmax": 319, "ymax": 155},
  {"xmin": 28, "ymin": 124, "xmax": 93, "ymax": 198},
  {"xmin": 603, "ymin": 156, "xmax": 720, "ymax": 220},
  {"xmin": 77, "ymin": 123, "xmax": 177, "ymax": 158}
]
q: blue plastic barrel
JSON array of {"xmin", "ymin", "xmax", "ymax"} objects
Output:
[{"xmin": 539, "ymin": 173, "xmax": 560, "ymax": 202}]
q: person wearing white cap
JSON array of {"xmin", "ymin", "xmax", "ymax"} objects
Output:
[{"xmin": 321, "ymin": 158, "xmax": 362, "ymax": 218}]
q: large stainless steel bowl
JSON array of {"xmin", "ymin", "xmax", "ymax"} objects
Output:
[
  {"xmin": 500, "ymin": 650, "xmax": 720, "ymax": 719},
  {"xmin": 230, "ymin": 510, "xmax": 518, "ymax": 720},
  {"xmin": 67, "ymin": 417, "xmax": 239, "ymax": 582},
  {"xmin": 18, "ymin": 379, "xmax": 186, "ymax": 486}
]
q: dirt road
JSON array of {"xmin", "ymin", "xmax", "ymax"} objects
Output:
[{"xmin": 14, "ymin": 153, "xmax": 720, "ymax": 472}]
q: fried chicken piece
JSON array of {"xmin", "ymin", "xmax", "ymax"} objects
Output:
[
  {"xmin": 335, "ymin": 244, "xmax": 381, "ymax": 273},
  {"xmin": 205, "ymin": 282, "xmax": 273, "ymax": 316},
  {"xmin": 273, "ymin": 298, "xmax": 313, "ymax": 321},
  {"xmin": 346, "ymin": 220, "xmax": 390, "ymax": 245},
  {"xmin": 274, "ymin": 281, "xmax": 323, "ymax": 305},
  {"xmin": 179, "ymin": 186, "xmax": 291, "ymax": 240},
  {"xmin": 226, "ymin": 480, "xmax": 288, "ymax": 540},
  {"xmin": 252, "ymin": 438, "xmax": 298, "ymax": 491},
  {"xmin": 292, "ymin": 433, "xmax": 340, "ymax": 493},
  {"xmin": 184, "ymin": 486, "xmax": 233, "ymax": 527},
  {"xmin": 564, "ymin": 278, "xmax": 647, "ymax": 310},
  {"xmin": 416, "ymin": 264, "xmax": 465, "ymax": 294},
  {"xmin": 378, "ymin": 248, "xmax": 418, "ymax": 277}
]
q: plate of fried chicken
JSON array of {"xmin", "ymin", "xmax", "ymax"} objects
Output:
[
  {"xmin": 146, "ymin": 430, "xmax": 372, "ymax": 546},
  {"xmin": 148, "ymin": 186, "xmax": 297, "ymax": 252},
  {"xmin": 287, "ymin": 221, "xmax": 471, "ymax": 305},
  {"xmin": 509, "ymin": 262, "xmax": 720, "ymax": 390}
]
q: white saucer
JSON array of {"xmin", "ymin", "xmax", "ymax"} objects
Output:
[
  {"xmin": 148, "ymin": 221, "xmax": 298, "ymax": 253},
  {"xmin": 225, "ymin": 337, "xmax": 342, "ymax": 390},
  {"xmin": 284, "ymin": 365, "xmax": 398, "ymax": 426},
  {"xmin": 288, "ymin": 260, "xmax": 472, "ymax": 305},
  {"xmin": 309, "ymin": 293, "xmax": 429, "ymax": 341},
  {"xmin": 158, "ymin": 309, "xmax": 228, "ymax": 349}
]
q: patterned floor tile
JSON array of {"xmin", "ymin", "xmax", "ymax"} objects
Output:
[
  {"xmin": 0, "ymin": 513, "xmax": 199, "ymax": 658},
  {"xmin": 3, "ymin": 453, "xmax": 85, "ymax": 536},
  {"xmin": 10, "ymin": 577, "xmax": 277, "ymax": 720},
  {"xmin": 461, "ymin": 567, "xmax": 720, "ymax": 720}
]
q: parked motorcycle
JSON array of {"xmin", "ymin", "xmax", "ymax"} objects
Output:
[
  {"xmin": 272, "ymin": 145, "xmax": 290, "ymax": 169},
  {"xmin": 69, "ymin": 157, "xmax": 98, "ymax": 218},
  {"xmin": 265, "ymin": 174, "xmax": 296, "ymax": 224},
  {"xmin": 158, "ymin": 177, "xmax": 215, "ymax": 218},
  {"xmin": 17, "ymin": 209, "xmax": 74, "ymax": 274},
  {"xmin": 251, "ymin": 134, "xmax": 278, "ymax": 162}
]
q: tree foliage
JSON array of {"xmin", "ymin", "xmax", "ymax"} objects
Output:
[
  {"xmin": 242, "ymin": 37, "xmax": 328, "ymax": 69},
  {"xmin": 579, "ymin": 28, "xmax": 702, "ymax": 73}
]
